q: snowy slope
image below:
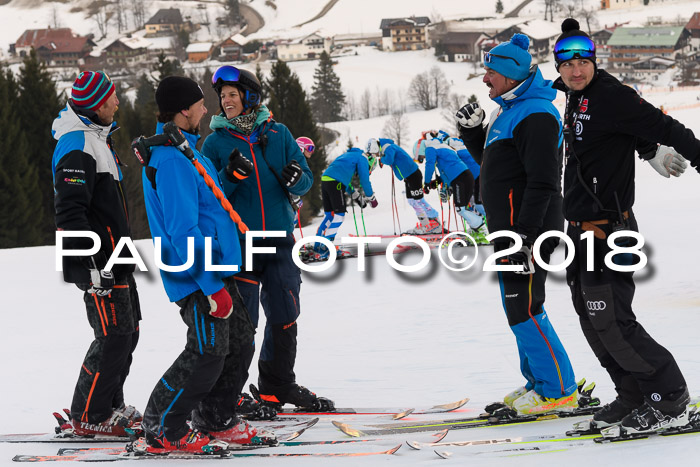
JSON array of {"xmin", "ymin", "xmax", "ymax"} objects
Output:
[{"xmin": 1, "ymin": 90, "xmax": 700, "ymax": 466}]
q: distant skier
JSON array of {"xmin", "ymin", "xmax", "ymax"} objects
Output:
[
  {"xmin": 315, "ymin": 146, "xmax": 378, "ymax": 258},
  {"xmin": 52, "ymin": 71, "xmax": 142, "ymax": 437},
  {"xmin": 457, "ymin": 33, "xmax": 577, "ymax": 415},
  {"xmin": 365, "ymin": 137, "xmax": 441, "ymax": 234},
  {"xmin": 443, "ymin": 135, "xmax": 486, "ymax": 219},
  {"xmin": 415, "ymin": 134, "xmax": 488, "ymax": 243}
]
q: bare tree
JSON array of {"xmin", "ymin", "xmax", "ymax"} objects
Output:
[
  {"xmin": 359, "ymin": 88, "xmax": 372, "ymax": 119},
  {"xmin": 375, "ymin": 87, "xmax": 392, "ymax": 116},
  {"xmin": 382, "ymin": 110, "xmax": 408, "ymax": 147},
  {"xmin": 342, "ymin": 89, "xmax": 358, "ymax": 121},
  {"xmin": 441, "ymin": 92, "xmax": 467, "ymax": 130},
  {"xmin": 564, "ymin": 0, "xmax": 577, "ymax": 17},
  {"xmin": 429, "ymin": 66, "xmax": 450, "ymax": 108},
  {"xmin": 578, "ymin": 6, "xmax": 598, "ymax": 34},
  {"xmin": 543, "ymin": 0, "xmax": 561, "ymax": 22},
  {"xmin": 130, "ymin": 0, "xmax": 146, "ymax": 30},
  {"xmin": 115, "ymin": 0, "xmax": 126, "ymax": 34},
  {"xmin": 409, "ymin": 72, "xmax": 433, "ymax": 110},
  {"xmin": 50, "ymin": 5, "xmax": 61, "ymax": 28},
  {"xmin": 94, "ymin": 4, "xmax": 108, "ymax": 39}
]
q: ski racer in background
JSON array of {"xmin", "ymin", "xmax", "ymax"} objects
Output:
[
  {"xmin": 314, "ymin": 145, "xmax": 378, "ymax": 258},
  {"xmin": 553, "ymin": 19, "xmax": 699, "ymax": 435},
  {"xmin": 415, "ymin": 133, "xmax": 488, "ymax": 243},
  {"xmin": 202, "ymin": 66, "xmax": 335, "ymax": 414},
  {"xmin": 365, "ymin": 137, "xmax": 441, "ymax": 234},
  {"xmin": 443, "ymin": 135, "xmax": 487, "ymax": 219},
  {"xmin": 52, "ymin": 71, "xmax": 142, "ymax": 437},
  {"xmin": 138, "ymin": 76, "xmax": 273, "ymax": 453},
  {"xmin": 456, "ymin": 33, "xmax": 578, "ymax": 415}
]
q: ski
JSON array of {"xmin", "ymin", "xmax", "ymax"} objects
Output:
[
  {"xmin": 334, "ymin": 381, "xmax": 599, "ymax": 437},
  {"xmin": 274, "ymin": 397, "xmax": 470, "ymax": 418},
  {"xmin": 12, "ymin": 444, "xmax": 403, "ymax": 462},
  {"xmin": 0, "ymin": 417, "xmax": 318, "ymax": 444}
]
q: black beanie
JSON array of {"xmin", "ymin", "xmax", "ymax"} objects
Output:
[
  {"xmin": 554, "ymin": 18, "xmax": 596, "ymax": 69},
  {"xmin": 156, "ymin": 76, "xmax": 204, "ymax": 114}
]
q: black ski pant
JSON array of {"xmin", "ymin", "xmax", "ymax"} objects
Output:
[
  {"xmin": 566, "ymin": 215, "xmax": 686, "ymax": 407},
  {"xmin": 236, "ymin": 234, "xmax": 302, "ymax": 398},
  {"xmin": 450, "ymin": 170, "xmax": 475, "ymax": 208},
  {"xmin": 321, "ymin": 179, "xmax": 347, "ymax": 214},
  {"xmin": 72, "ymin": 274, "xmax": 140, "ymax": 424},
  {"xmin": 142, "ymin": 278, "xmax": 255, "ymax": 441},
  {"xmin": 404, "ymin": 170, "xmax": 424, "ymax": 200}
]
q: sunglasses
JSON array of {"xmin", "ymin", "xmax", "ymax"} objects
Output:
[
  {"xmin": 554, "ymin": 35, "xmax": 596, "ymax": 62},
  {"xmin": 212, "ymin": 66, "xmax": 241, "ymax": 87},
  {"xmin": 484, "ymin": 52, "xmax": 520, "ymax": 67}
]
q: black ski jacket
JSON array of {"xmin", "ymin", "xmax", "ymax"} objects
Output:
[
  {"xmin": 553, "ymin": 69, "xmax": 700, "ymax": 222},
  {"xmin": 460, "ymin": 67, "xmax": 564, "ymax": 244},
  {"xmin": 52, "ymin": 104, "xmax": 134, "ymax": 283}
]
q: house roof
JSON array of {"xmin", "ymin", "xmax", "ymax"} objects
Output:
[
  {"xmin": 15, "ymin": 28, "xmax": 73, "ymax": 48},
  {"xmin": 687, "ymin": 12, "xmax": 700, "ymax": 30},
  {"xmin": 186, "ymin": 42, "xmax": 213, "ymax": 53},
  {"xmin": 380, "ymin": 17, "xmax": 430, "ymax": 30},
  {"xmin": 146, "ymin": 8, "xmax": 184, "ymax": 26},
  {"xmin": 607, "ymin": 27, "xmax": 686, "ymax": 47},
  {"xmin": 515, "ymin": 19, "xmax": 561, "ymax": 41},
  {"xmin": 107, "ymin": 36, "xmax": 151, "ymax": 50}
]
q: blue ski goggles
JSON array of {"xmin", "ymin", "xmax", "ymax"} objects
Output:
[
  {"xmin": 554, "ymin": 35, "xmax": 596, "ymax": 63},
  {"xmin": 212, "ymin": 66, "xmax": 242, "ymax": 87}
]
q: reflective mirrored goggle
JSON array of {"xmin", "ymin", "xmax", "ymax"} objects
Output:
[
  {"xmin": 554, "ymin": 35, "xmax": 596, "ymax": 62},
  {"xmin": 212, "ymin": 66, "xmax": 241, "ymax": 87},
  {"xmin": 484, "ymin": 52, "xmax": 520, "ymax": 66},
  {"xmin": 299, "ymin": 143, "xmax": 315, "ymax": 154}
]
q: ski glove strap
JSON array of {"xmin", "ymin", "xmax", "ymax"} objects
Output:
[
  {"xmin": 208, "ymin": 287, "xmax": 233, "ymax": 319},
  {"xmin": 281, "ymin": 160, "xmax": 303, "ymax": 187},
  {"xmin": 455, "ymin": 102, "xmax": 484, "ymax": 129},
  {"xmin": 226, "ymin": 149, "xmax": 254, "ymax": 183},
  {"xmin": 647, "ymin": 145, "xmax": 687, "ymax": 178}
]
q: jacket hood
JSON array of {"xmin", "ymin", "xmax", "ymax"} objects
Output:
[
  {"xmin": 491, "ymin": 66, "xmax": 557, "ymax": 109},
  {"xmin": 52, "ymin": 104, "xmax": 115, "ymax": 142},
  {"xmin": 209, "ymin": 104, "xmax": 272, "ymax": 133}
]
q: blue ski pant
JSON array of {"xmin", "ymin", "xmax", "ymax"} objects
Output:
[{"xmin": 496, "ymin": 239, "xmax": 577, "ymax": 399}]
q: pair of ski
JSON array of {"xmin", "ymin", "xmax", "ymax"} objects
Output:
[
  {"xmin": 332, "ymin": 380, "xmax": 600, "ymax": 437},
  {"xmin": 405, "ymin": 404, "xmax": 700, "ymax": 459}
]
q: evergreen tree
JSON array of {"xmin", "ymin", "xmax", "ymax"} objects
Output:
[
  {"xmin": 311, "ymin": 51, "xmax": 345, "ymax": 123},
  {"xmin": 0, "ymin": 66, "xmax": 43, "ymax": 248},
  {"xmin": 265, "ymin": 61, "xmax": 327, "ymax": 223},
  {"xmin": 17, "ymin": 49, "xmax": 63, "ymax": 245},
  {"xmin": 496, "ymin": 0, "xmax": 504, "ymax": 14},
  {"xmin": 198, "ymin": 68, "xmax": 221, "ymax": 143},
  {"xmin": 153, "ymin": 51, "xmax": 183, "ymax": 79}
]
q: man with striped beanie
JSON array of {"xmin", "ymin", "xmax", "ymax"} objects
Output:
[{"xmin": 51, "ymin": 70, "xmax": 142, "ymax": 437}]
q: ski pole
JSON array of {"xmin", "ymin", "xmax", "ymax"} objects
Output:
[
  {"xmin": 391, "ymin": 173, "xmax": 397, "ymax": 235},
  {"xmin": 360, "ymin": 207, "xmax": 367, "ymax": 236},
  {"xmin": 350, "ymin": 199, "xmax": 360, "ymax": 236}
]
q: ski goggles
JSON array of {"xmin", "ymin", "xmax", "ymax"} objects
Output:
[
  {"xmin": 484, "ymin": 52, "xmax": 520, "ymax": 67},
  {"xmin": 212, "ymin": 66, "xmax": 242, "ymax": 87},
  {"xmin": 554, "ymin": 35, "xmax": 596, "ymax": 63},
  {"xmin": 299, "ymin": 143, "xmax": 315, "ymax": 153}
]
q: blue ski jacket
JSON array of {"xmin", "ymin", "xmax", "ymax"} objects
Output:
[
  {"xmin": 377, "ymin": 138, "xmax": 419, "ymax": 181},
  {"xmin": 202, "ymin": 105, "xmax": 312, "ymax": 236},
  {"xmin": 143, "ymin": 122, "xmax": 242, "ymax": 302},
  {"xmin": 322, "ymin": 148, "xmax": 374, "ymax": 196},
  {"xmin": 423, "ymin": 142, "xmax": 469, "ymax": 186}
]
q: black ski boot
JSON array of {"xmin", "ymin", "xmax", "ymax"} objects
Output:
[
  {"xmin": 235, "ymin": 393, "xmax": 277, "ymax": 420},
  {"xmin": 606, "ymin": 388, "xmax": 691, "ymax": 437},
  {"xmin": 252, "ymin": 384, "xmax": 335, "ymax": 412},
  {"xmin": 592, "ymin": 397, "xmax": 638, "ymax": 429}
]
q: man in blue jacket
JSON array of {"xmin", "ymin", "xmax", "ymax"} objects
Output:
[
  {"xmin": 202, "ymin": 66, "xmax": 334, "ymax": 412},
  {"xmin": 139, "ymin": 76, "xmax": 273, "ymax": 453},
  {"xmin": 457, "ymin": 34, "xmax": 577, "ymax": 415}
]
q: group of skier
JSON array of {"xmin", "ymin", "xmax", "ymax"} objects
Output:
[{"xmin": 50, "ymin": 13, "xmax": 700, "ymax": 455}]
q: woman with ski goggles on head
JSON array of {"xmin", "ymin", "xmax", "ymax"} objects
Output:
[{"xmin": 201, "ymin": 65, "xmax": 334, "ymax": 416}]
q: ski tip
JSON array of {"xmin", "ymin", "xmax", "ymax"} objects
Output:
[
  {"xmin": 435, "ymin": 449, "xmax": 452, "ymax": 459},
  {"xmin": 406, "ymin": 440, "xmax": 422, "ymax": 450},
  {"xmin": 393, "ymin": 408, "xmax": 415, "ymax": 420},
  {"xmin": 431, "ymin": 397, "xmax": 470, "ymax": 412},
  {"xmin": 307, "ymin": 417, "xmax": 320, "ymax": 429},
  {"xmin": 386, "ymin": 444, "xmax": 402, "ymax": 455},
  {"xmin": 433, "ymin": 429, "xmax": 449, "ymax": 443},
  {"xmin": 331, "ymin": 421, "xmax": 364, "ymax": 437}
]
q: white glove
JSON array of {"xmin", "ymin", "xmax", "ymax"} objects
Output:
[
  {"xmin": 447, "ymin": 138, "xmax": 467, "ymax": 151},
  {"xmin": 455, "ymin": 103, "xmax": 484, "ymax": 129},
  {"xmin": 648, "ymin": 145, "xmax": 688, "ymax": 178}
]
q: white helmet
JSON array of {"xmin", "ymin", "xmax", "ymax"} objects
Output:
[{"xmin": 365, "ymin": 138, "xmax": 380, "ymax": 155}]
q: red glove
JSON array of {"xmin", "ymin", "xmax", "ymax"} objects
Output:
[{"xmin": 207, "ymin": 287, "xmax": 233, "ymax": 319}]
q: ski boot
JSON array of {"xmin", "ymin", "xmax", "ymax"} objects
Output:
[
  {"xmin": 512, "ymin": 389, "xmax": 578, "ymax": 415},
  {"xmin": 235, "ymin": 393, "xmax": 277, "ymax": 421},
  {"xmin": 136, "ymin": 428, "xmax": 226, "ymax": 455},
  {"xmin": 251, "ymin": 383, "xmax": 335, "ymax": 412},
  {"xmin": 208, "ymin": 418, "xmax": 277, "ymax": 447}
]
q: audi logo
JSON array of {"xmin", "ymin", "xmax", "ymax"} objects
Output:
[{"xmin": 587, "ymin": 301, "xmax": 607, "ymax": 311}]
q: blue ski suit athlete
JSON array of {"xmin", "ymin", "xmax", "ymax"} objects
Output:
[
  {"xmin": 460, "ymin": 67, "xmax": 576, "ymax": 399},
  {"xmin": 322, "ymin": 148, "xmax": 374, "ymax": 196},
  {"xmin": 202, "ymin": 105, "xmax": 313, "ymax": 398},
  {"xmin": 423, "ymin": 143, "xmax": 469, "ymax": 186},
  {"xmin": 378, "ymin": 138, "xmax": 418, "ymax": 180}
]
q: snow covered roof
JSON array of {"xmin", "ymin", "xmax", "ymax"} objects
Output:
[
  {"xmin": 380, "ymin": 17, "xmax": 430, "ymax": 30},
  {"xmin": 108, "ymin": 36, "xmax": 151, "ymax": 50},
  {"xmin": 437, "ymin": 18, "xmax": 522, "ymax": 34},
  {"xmin": 186, "ymin": 42, "xmax": 213, "ymax": 53},
  {"xmin": 231, "ymin": 33, "xmax": 249, "ymax": 46},
  {"xmin": 516, "ymin": 19, "xmax": 562, "ymax": 41},
  {"xmin": 608, "ymin": 27, "xmax": 686, "ymax": 47}
]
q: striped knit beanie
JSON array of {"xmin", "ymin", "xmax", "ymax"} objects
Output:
[{"xmin": 71, "ymin": 71, "xmax": 115, "ymax": 110}]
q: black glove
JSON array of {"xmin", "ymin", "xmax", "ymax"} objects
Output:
[
  {"xmin": 226, "ymin": 149, "xmax": 253, "ymax": 183},
  {"xmin": 282, "ymin": 160, "xmax": 303, "ymax": 187},
  {"xmin": 428, "ymin": 179, "xmax": 440, "ymax": 190},
  {"xmin": 500, "ymin": 240, "xmax": 534, "ymax": 275},
  {"xmin": 455, "ymin": 102, "xmax": 485, "ymax": 129},
  {"xmin": 83, "ymin": 252, "xmax": 115, "ymax": 296},
  {"xmin": 423, "ymin": 184, "xmax": 431, "ymax": 195},
  {"xmin": 351, "ymin": 190, "xmax": 366, "ymax": 208}
]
